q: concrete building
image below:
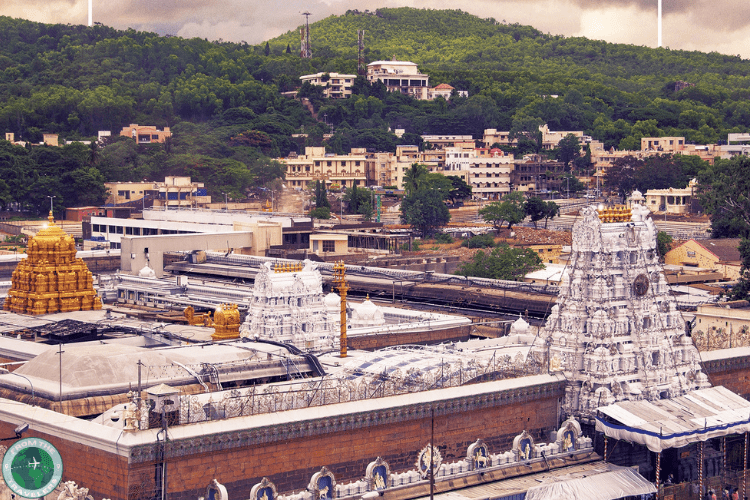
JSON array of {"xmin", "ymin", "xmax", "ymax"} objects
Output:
[
  {"xmin": 483, "ymin": 125, "xmax": 591, "ymax": 150},
  {"xmin": 511, "ymin": 157, "xmax": 565, "ymax": 194},
  {"xmin": 445, "ymin": 147, "xmax": 513, "ymax": 200},
  {"xmin": 664, "ymin": 238, "xmax": 741, "ymax": 280},
  {"xmin": 641, "ymin": 136, "xmax": 685, "ymax": 152},
  {"xmin": 367, "ymin": 60, "xmax": 429, "ymax": 100},
  {"xmin": 119, "ymin": 123, "xmax": 171, "ymax": 144},
  {"xmin": 299, "ymin": 72, "xmax": 356, "ymax": 98},
  {"xmin": 88, "ymin": 209, "xmax": 303, "ymax": 254},
  {"xmin": 280, "ymin": 147, "xmax": 369, "ymax": 190},
  {"xmin": 105, "ymin": 176, "xmax": 210, "ymax": 208},
  {"xmin": 643, "ymin": 179, "xmax": 698, "ymax": 214},
  {"xmin": 426, "ymin": 83, "xmax": 467, "ymax": 100},
  {"xmin": 310, "ymin": 232, "xmax": 348, "ymax": 256}
]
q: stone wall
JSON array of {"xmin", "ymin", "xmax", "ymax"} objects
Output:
[
  {"xmin": 347, "ymin": 325, "xmax": 471, "ymax": 350},
  {"xmin": 0, "ymin": 376, "xmax": 564, "ymax": 500}
]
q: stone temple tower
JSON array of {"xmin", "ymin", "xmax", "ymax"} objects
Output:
[{"xmin": 528, "ymin": 204, "xmax": 709, "ymax": 421}]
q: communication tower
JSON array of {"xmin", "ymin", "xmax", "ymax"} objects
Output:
[{"xmin": 300, "ymin": 12, "xmax": 312, "ymax": 59}]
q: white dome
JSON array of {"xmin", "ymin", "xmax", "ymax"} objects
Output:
[
  {"xmin": 510, "ymin": 315, "xmax": 529, "ymax": 334},
  {"xmin": 354, "ymin": 299, "xmax": 379, "ymax": 319},
  {"xmin": 324, "ymin": 292, "xmax": 341, "ymax": 308},
  {"xmin": 138, "ymin": 265, "xmax": 156, "ymax": 279}
]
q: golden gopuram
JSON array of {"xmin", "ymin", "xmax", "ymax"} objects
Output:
[
  {"xmin": 210, "ymin": 303, "xmax": 241, "ymax": 341},
  {"xmin": 596, "ymin": 205, "xmax": 632, "ymax": 223},
  {"xmin": 4, "ymin": 212, "xmax": 102, "ymax": 315}
]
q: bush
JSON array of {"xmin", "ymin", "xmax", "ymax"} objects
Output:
[
  {"xmin": 309, "ymin": 207, "xmax": 331, "ymax": 219},
  {"xmin": 464, "ymin": 234, "xmax": 496, "ymax": 248},
  {"xmin": 434, "ymin": 232, "xmax": 454, "ymax": 244}
]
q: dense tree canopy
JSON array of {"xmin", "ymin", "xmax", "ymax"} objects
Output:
[{"xmin": 0, "ymin": 8, "xmax": 749, "ymax": 213}]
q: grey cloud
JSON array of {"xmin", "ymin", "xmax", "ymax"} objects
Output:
[{"xmin": 1, "ymin": 0, "xmax": 749, "ymax": 57}]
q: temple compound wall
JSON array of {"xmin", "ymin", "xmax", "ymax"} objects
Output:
[{"xmin": 0, "ymin": 375, "xmax": 564, "ymax": 500}]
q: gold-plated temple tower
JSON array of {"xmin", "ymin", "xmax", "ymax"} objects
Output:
[
  {"xmin": 596, "ymin": 205, "xmax": 632, "ymax": 223},
  {"xmin": 4, "ymin": 212, "xmax": 102, "ymax": 315},
  {"xmin": 211, "ymin": 303, "xmax": 241, "ymax": 340}
]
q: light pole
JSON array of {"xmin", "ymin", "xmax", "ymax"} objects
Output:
[
  {"xmin": 46, "ymin": 195, "xmax": 55, "ymax": 219},
  {"xmin": 222, "ymin": 193, "xmax": 228, "ymax": 212}
]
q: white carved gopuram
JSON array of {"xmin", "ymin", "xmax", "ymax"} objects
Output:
[{"xmin": 529, "ymin": 204, "xmax": 709, "ymax": 420}]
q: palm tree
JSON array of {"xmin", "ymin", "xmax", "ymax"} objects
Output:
[{"xmin": 403, "ymin": 163, "xmax": 429, "ymax": 195}]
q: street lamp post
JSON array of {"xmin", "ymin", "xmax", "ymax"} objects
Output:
[{"xmin": 223, "ymin": 193, "xmax": 228, "ymax": 212}]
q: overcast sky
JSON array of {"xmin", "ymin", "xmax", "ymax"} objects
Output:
[{"xmin": 3, "ymin": 0, "xmax": 749, "ymax": 58}]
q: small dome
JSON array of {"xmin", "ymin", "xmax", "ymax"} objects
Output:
[
  {"xmin": 138, "ymin": 265, "xmax": 157, "ymax": 279},
  {"xmin": 354, "ymin": 298, "xmax": 379, "ymax": 319},
  {"xmin": 324, "ymin": 292, "xmax": 340, "ymax": 308},
  {"xmin": 510, "ymin": 315, "xmax": 529, "ymax": 334}
]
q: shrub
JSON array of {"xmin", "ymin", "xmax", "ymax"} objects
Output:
[
  {"xmin": 434, "ymin": 232, "xmax": 454, "ymax": 244},
  {"xmin": 465, "ymin": 234, "xmax": 496, "ymax": 248}
]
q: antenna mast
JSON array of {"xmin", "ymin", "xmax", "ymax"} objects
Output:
[
  {"xmin": 301, "ymin": 12, "xmax": 312, "ymax": 59},
  {"xmin": 657, "ymin": 0, "xmax": 662, "ymax": 47},
  {"xmin": 357, "ymin": 30, "xmax": 365, "ymax": 76}
]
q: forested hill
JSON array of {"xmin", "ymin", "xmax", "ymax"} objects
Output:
[{"xmin": 1, "ymin": 8, "xmax": 750, "ymax": 214}]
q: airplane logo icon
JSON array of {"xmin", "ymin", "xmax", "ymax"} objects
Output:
[{"xmin": 28, "ymin": 457, "xmax": 40, "ymax": 470}]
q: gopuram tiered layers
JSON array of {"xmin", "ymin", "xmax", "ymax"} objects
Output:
[
  {"xmin": 4, "ymin": 212, "xmax": 102, "ymax": 315},
  {"xmin": 529, "ymin": 204, "xmax": 709, "ymax": 420}
]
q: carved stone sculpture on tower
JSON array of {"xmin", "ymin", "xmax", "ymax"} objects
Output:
[
  {"xmin": 240, "ymin": 260, "xmax": 337, "ymax": 351},
  {"xmin": 528, "ymin": 205, "xmax": 709, "ymax": 421}
]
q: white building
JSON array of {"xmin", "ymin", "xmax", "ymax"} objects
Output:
[
  {"xmin": 299, "ymin": 72, "xmax": 356, "ymax": 98},
  {"xmin": 445, "ymin": 147, "xmax": 514, "ymax": 200},
  {"xmin": 367, "ymin": 60, "xmax": 429, "ymax": 100}
]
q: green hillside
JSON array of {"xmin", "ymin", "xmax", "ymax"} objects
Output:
[{"xmin": 0, "ymin": 8, "xmax": 749, "ymax": 214}]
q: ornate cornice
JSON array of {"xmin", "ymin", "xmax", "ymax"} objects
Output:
[{"xmin": 130, "ymin": 379, "xmax": 565, "ymax": 463}]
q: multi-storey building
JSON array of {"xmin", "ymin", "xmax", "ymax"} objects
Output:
[
  {"xmin": 104, "ymin": 176, "xmax": 210, "ymax": 208},
  {"xmin": 299, "ymin": 72, "xmax": 356, "ymax": 98},
  {"xmin": 281, "ymin": 147, "xmax": 370, "ymax": 190},
  {"xmin": 483, "ymin": 125, "xmax": 591, "ymax": 150},
  {"xmin": 119, "ymin": 124, "xmax": 171, "ymax": 144},
  {"xmin": 367, "ymin": 60, "xmax": 429, "ymax": 100},
  {"xmin": 445, "ymin": 147, "xmax": 513, "ymax": 200},
  {"xmin": 511, "ymin": 157, "xmax": 565, "ymax": 194}
]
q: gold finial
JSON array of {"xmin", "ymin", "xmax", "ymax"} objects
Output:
[{"xmin": 48, "ymin": 211, "xmax": 54, "ymax": 224}]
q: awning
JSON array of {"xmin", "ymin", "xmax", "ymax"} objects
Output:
[
  {"xmin": 525, "ymin": 463, "xmax": 656, "ymax": 500},
  {"xmin": 596, "ymin": 386, "xmax": 750, "ymax": 452}
]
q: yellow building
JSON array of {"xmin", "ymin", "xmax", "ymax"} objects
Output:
[
  {"xmin": 4, "ymin": 212, "xmax": 102, "ymax": 315},
  {"xmin": 692, "ymin": 300, "xmax": 750, "ymax": 351},
  {"xmin": 310, "ymin": 233, "xmax": 348, "ymax": 256},
  {"xmin": 664, "ymin": 238, "xmax": 741, "ymax": 280},
  {"xmin": 119, "ymin": 124, "xmax": 171, "ymax": 144}
]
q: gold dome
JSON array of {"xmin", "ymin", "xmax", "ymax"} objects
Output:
[{"xmin": 4, "ymin": 212, "xmax": 102, "ymax": 315}]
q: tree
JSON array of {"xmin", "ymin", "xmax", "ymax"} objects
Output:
[
  {"xmin": 313, "ymin": 180, "xmax": 331, "ymax": 209},
  {"xmin": 656, "ymin": 231, "xmax": 673, "ymax": 259},
  {"xmin": 402, "ymin": 163, "xmax": 429, "ymax": 195},
  {"xmin": 556, "ymin": 134, "xmax": 581, "ymax": 170},
  {"xmin": 343, "ymin": 184, "xmax": 372, "ymax": 214},
  {"xmin": 447, "ymin": 175, "xmax": 472, "ymax": 205},
  {"xmin": 400, "ymin": 173, "xmax": 451, "ymax": 236},
  {"xmin": 697, "ymin": 156, "xmax": 750, "ymax": 300},
  {"xmin": 264, "ymin": 42, "xmax": 270, "ymax": 56},
  {"xmin": 509, "ymin": 116, "xmax": 544, "ymax": 155},
  {"xmin": 478, "ymin": 191, "xmax": 526, "ymax": 230},
  {"xmin": 455, "ymin": 243, "xmax": 543, "ymax": 281},
  {"xmin": 524, "ymin": 197, "xmax": 559, "ymax": 229},
  {"xmin": 309, "ymin": 206, "xmax": 331, "ymax": 219}
]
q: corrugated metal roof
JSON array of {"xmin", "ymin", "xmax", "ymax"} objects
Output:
[{"xmin": 596, "ymin": 386, "xmax": 750, "ymax": 452}]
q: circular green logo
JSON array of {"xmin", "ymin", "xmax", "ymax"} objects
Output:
[{"xmin": 2, "ymin": 438, "xmax": 63, "ymax": 498}]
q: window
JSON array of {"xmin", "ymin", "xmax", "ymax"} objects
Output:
[{"xmin": 322, "ymin": 240, "xmax": 335, "ymax": 252}]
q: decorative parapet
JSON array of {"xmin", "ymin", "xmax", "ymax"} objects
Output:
[{"xmin": 129, "ymin": 376, "xmax": 565, "ymax": 463}]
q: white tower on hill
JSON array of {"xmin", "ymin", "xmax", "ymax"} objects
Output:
[{"xmin": 529, "ymin": 204, "xmax": 709, "ymax": 421}]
